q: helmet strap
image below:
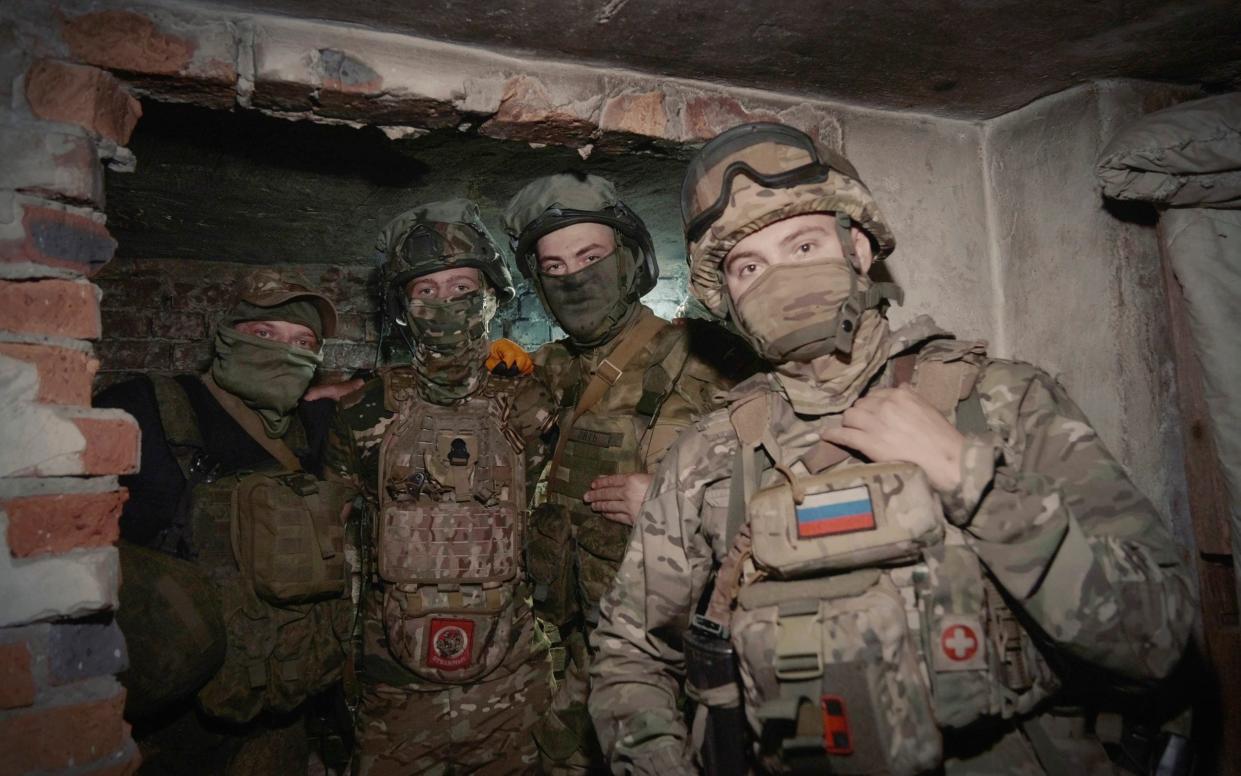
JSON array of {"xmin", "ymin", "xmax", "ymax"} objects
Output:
[{"xmin": 831, "ymin": 213, "xmax": 904, "ymax": 354}]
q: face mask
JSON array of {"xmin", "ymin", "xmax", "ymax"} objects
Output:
[
  {"xmin": 730, "ymin": 260, "xmax": 864, "ymax": 363},
  {"xmin": 211, "ymin": 327, "xmax": 321, "ymax": 437},
  {"xmin": 538, "ymin": 248, "xmax": 635, "ymax": 347},
  {"xmin": 405, "ymin": 288, "xmax": 496, "ymax": 403}
]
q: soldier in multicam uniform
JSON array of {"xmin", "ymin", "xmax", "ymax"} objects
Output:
[
  {"xmin": 589, "ymin": 123, "xmax": 1196, "ymax": 774},
  {"xmin": 501, "ymin": 172, "xmax": 758, "ymax": 773},
  {"xmin": 325, "ymin": 199, "xmax": 556, "ymax": 775},
  {"xmin": 97, "ymin": 268, "xmax": 351, "ymax": 774}
]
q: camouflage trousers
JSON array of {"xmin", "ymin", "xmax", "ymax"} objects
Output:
[
  {"xmin": 532, "ymin": 628, "xmax": 603, "ymax": 775},
  {"xmin": 353, "ymin": 607, "xmax": 553, "ymax": 775}
]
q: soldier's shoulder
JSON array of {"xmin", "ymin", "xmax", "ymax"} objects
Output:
[{"xmin": 335, "ymin": 372, "xmax": 394, "ymax": 427}]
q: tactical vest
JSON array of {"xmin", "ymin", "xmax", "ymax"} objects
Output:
[
  {"xmin": 148, "ymin": 375, "xmax": 351, "ymax": 724},
  {"xmin": 715, "ymin": 354, "xmax": 1060, "ymax": 775},
  {"xmin": 373, "ymin": 373, "xmax": 527, "ymax": 684},
  {"xmin": 532, "ymin": 322, "xmax": 695, "ymax": 626}
]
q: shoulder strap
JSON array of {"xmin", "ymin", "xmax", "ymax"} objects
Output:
[
  {"xmin": 149, "ymin": 374, "xmax": 203, "ymax": 450},
  {"xmin": 549, "ymin": 312, "xmax": 667, "ymax": 475},
  {"xmin": 200, "ymin": 374, "xmax": 303, "ymax": 472}
]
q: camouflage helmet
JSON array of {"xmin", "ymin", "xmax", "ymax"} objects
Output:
[
  {"xmin": 501, "ymin": 172, "xmax": 659, "ymax": 296},
  {"xmin": 379, "ymin": 198, "xmax": 515, "ymax": 303},
  {"xmin": 682, "ymin": 122, "xmax": 896, "ymax": 317}
]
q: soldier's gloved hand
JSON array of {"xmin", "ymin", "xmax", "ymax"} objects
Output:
[
  {"xmin": 486, "ymin": 338, "xmax": 534, "ymax": 377},
  {"xmin": 584, "ymin": 473, "xmax": 653, "ymax": 526},
  {"xmin": 820, "ymin": 385, "xmax": 967, "ymax": 493}
]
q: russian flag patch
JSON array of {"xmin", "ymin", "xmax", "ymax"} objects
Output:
[{"xmin": 796, "ymin": 485, "xmax": 876, "ymax": 538}]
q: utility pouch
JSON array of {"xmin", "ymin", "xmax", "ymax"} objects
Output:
[
  {"xmin": 378, "ymin": 499, "xmax": 519, "ymax": 585},
  {"xmin": 750, "ymin": 462, "xmax": 943, "ymax": 579},
  {"xmin": 231, "ymin": 472, "xmax": 350, "ymax": 604},
  {"xmin": 381, "ymin": 582, "xmax": 515, "ymax": 684},
  {"xmin": 731, "ymin": 571, "xmax": 941, "ymax": 775},
  {"xmin": 525, "ymin": 502, "xmax": 577, "ymax": 625}
]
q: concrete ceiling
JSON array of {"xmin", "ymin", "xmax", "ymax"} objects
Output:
[{"xmin": 205, "ymin": 0, "xmax": 1241, "ymax": 118}]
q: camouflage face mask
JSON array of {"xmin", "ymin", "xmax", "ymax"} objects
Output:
[
  {"xmin": 211, "ymin": 327, "xmax": 321, "ymax": 437},
  {"xmin": 537, "ymin": 247, "xmax": 635, "ymax": 347},
  {"xmin": 405, "ymin": 287, "xmax": 497, "ymax": 403},
  {"xmin": 729, "ymin": 259, "xmax": 866, "ymax": 363}
]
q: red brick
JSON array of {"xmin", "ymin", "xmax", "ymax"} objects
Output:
[
  {"xmin": 61, "ymin": 11, "xmax": 195, "ymax": 76},
  {"xmin": 3, "ymin": 490, "xmax": 128, "ymax": 558},
  {"xmin": 0, "ymin": 686, "xmax": 127, "ymax": 772},
  {"xmin": 25, "ymin": 60, "xmax": 143, "ymax": 145},
  {"xmin": 0, "ymin": 342, "xmax": 98, "ymax": 405},
  {"xmin": 73, "ymin": 416, "xmax": 140, "ymax": 475},
  {"xmin": 0, "ymin": 279, "xmax": 101, "ymax": 339},
  {"xmin": 479, "ymin": 75, "xmax": 595, "ymax": 147},
  {"xmin": 682, "ymin": 94, "xmax": 779, "ymax": 141},
  {"xmin": 599, "ymin": 90, "xmax": 668, "ymax": 138},
  {"xmin": 0, "ymin": 204, "xmax": 116, "ymax": 275},
  {"xmin": 0, "ymin": 642, "xmax": 37, "ymax": 709}
]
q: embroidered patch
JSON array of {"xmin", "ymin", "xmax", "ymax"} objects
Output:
[
  {"xmin": 932, "ymin": 615, "xmax": 987, "ymax": 671},
  {"xmin": 796, "ymin": 485, "xmax": 876, "ymax": 538},
  {"xmin": 427, "ymin": 618, "xmax": 474, "ymax": 670}
]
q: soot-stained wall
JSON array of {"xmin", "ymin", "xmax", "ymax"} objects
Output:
[{"xmin": 96, "ymin": 101, "xmax": 694, "ymax": 381}]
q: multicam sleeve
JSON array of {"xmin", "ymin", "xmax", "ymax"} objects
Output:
[
  {"xmin": 323, "ymin": 404, "xmax": 362, "ymax": 489},
  {"xmin": 948, "ymin": 362, "xmax": 1195, "ymax": 683},
  {"xmin": 589, "ymin": 433, "xmax": 716, "ymax": 774}
]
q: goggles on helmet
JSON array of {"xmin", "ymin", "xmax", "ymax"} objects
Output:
[{"xmin": 681, "ymin": 122, "xmax": 859, "ymax": 245}]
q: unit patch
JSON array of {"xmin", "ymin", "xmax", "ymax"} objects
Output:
[
  {"xmin": 427, "ymin": 618, "xmax": 474, "ymax": 670},
  {"xmin": 796, "ymin": 485, "xmax": 876, "ymax": 538}
]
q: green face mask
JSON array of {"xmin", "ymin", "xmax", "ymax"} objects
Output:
[
  {"xmin": 210, "ymin": 327, "xmax": 322, "ymax": 437},
  {"xmin": 405, "ymin": 287, "xmax": 496, "ymax": 404},
  {"xmin": 538, "ymin": 247, "xmax": 635, "ymax": 348}
]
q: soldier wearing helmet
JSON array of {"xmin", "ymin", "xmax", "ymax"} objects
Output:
[
  {"xmin": 325, "ymin": 199, "xmax": 557, "ymax": 774},
  {"xmin": 96, "ymin": 267, "xmax": 350, "ymax": 773},
  {"xmin": 589, "ymin": 123, "xmax": 1194, "ymax": 774},
  {"xmin": 502, "ymin": 171, "xmax": 758, "ymax": 773}
]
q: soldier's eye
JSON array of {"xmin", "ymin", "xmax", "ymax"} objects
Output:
[{"xmin": 797, "ymin": 242, "xmax": 815, "ymax": 254}]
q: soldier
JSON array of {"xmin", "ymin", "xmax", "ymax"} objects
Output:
[
  {"xmin": 96, "ymin": 268, "xmax": 351, "ymax": 774},
  {"xmin": 501, "ymin": 171, "xmax": 758, "ymax": 773},
  {"xmin": 326, "ymin": 199, "xmax": 556, "ymax": 775},
  {"xmin": 589, "ymin": 122, "xmax": 1196, "ymax": 774}
]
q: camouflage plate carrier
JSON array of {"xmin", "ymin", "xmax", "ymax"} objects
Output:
[
  {"xmin": 370, "ymin": 368, "xmax": 529, "ymax": 683},
  {"xmin": 700, "ymin": 341, "xmax": 1062, "ymax": 775},
  {"xmin": 147, "ymin": 374, "xmax": 351, "ymax": 724}
]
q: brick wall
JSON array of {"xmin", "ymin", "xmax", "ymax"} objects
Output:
[{"xmin": 0, "ymin": 17, "xmax": 142, "ymax": 776}]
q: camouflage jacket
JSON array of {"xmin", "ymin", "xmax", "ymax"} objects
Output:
[{"xmin": 588, "ymin": 318, "xmax": 1195, "ymax": 771}]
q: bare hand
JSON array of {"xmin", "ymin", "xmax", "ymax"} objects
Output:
[
  {"xmin": 583, "ymin": 473, "xmax": 653, "ymax": 526},
  {"xmin": 303, "ymin": 377, "xmax": 365, "ymax": 402},
  {"xmin": 819, "ymin": 386, "xmax": 966, "ymax": 493}
]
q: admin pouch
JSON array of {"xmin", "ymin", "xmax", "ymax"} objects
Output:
[
  {"xmin": 732, "ymin": 463, "xmax": 945, "ymax": 774},
  {"xmin": 232, "ymin": 471, "xmax": 351, "ymax": 604},
  {"xmin": 376, "ymin": 379, "xmax": 526, "ymax": 684}
]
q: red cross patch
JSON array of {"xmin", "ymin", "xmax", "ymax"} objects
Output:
[
  {"xmin": 941, "ymin": 624, "xmax": 979, "ymax": 661},
  {"xmin": 932, "ymin": 615, "xmax": 987, "ymax": 672}
]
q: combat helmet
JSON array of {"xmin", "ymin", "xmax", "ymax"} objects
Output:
[
  {"xmin": 379, "ymin": 198, "xmax": 515, "ymax": 306},
  {"xmin": 681, "ymin": 122, "xmax": 897, "ymax": 320},
  {"xmin": 503, "ymin": 172, "xmax": 658, "ymax": 295}
]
